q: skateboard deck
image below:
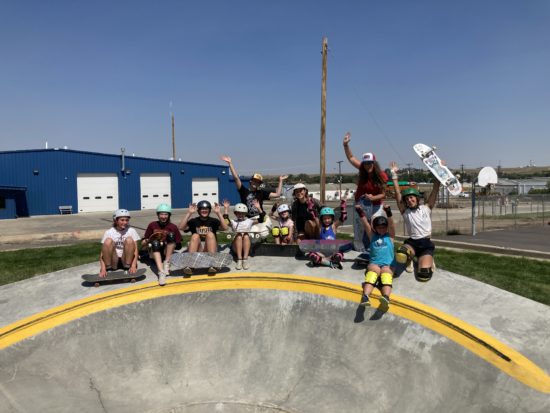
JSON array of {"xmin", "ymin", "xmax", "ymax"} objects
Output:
[
  {"xmin": 253, "ymin": 243, "xmax": 300, "ymax": 257},
  {"xmin": 225, "ymin": 231, "xmax": 263, "ymax": 241},
  {"xmin": 413, "ymin": 143, "xmax": 462, "ymax": 196},
  {"xmin": 170, "ymin": 252, "xmax": 233, "ymax": 270},
  {"xmin": 82, "ymin": 268, "xmax": 147, "ymax": 287},
  {"xmin": 298, "ymin": 239, "xmax": 353, "ymax": 256}
]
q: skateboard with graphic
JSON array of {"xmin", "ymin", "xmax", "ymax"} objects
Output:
[
  {"xmin": 298, "ymin": 239, "xmax": 353, "ymax": 256},
  {"xmin": 413, "ymin": 143, "xmax": 462, "ymax": 196},
  {"xmin": 82, "ymin": 268, "xmax": 147, "ymax": 287},
  {"xmin": 169, "ymin": 252, "xmax": 233, "ymax": 274}
]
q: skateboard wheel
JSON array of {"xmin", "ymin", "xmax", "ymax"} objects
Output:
[
  {"xmin": 94, "ymin": 282, "xmax": 100, "ymax": 288},
  {"xmin": 130, "ymin": 279, "xmax": 136, "ymax": 283}
]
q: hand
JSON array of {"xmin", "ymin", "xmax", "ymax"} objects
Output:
[
  {"xmin": 363, "ymin": 193, "xmax": 375, "ymax": 201},
  {"xmin": 223, "ymin": 199, "xmax": 230, "ymax": 209},
  {"xmin": 251, "ymin": 198, "xmax": 261, "ymax": 210},
  {"xmin": 213, "ymin": 203, "xmax": 221, "ymax": 214},
  {"xmin": 220, "ymin": 155, "xmax": 232, "ymax": 164},
  {"xmin": 188, "ymin": 203, "xmax": 197, "ymax": 214},
  {"xmin": 129, "ymin": 265, "xmax": 137, "ymax": 275},
  {"xmin": 279, "ymin": 175, "xmax": 288, "ymax": 181},
  {"xmin": 389, "ymin": 161, "xmax": 399, "ymax": 174},
  {"xmin": 343, "ymin": 132, "xmax": 351, "ymax": 145},
  {"xmin": 99, "ymin": 268, "xmax": 107, "ymax": 278}
]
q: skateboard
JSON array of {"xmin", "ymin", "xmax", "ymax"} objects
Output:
[
  {"xmin": 169, "ymin": 252, "xmax": 233, "ymax": 272},
  {"xmin": 82, "ymin": 268, "xmax": 147, "ymax": 287},
  {"xmin": 298, "ymin": 239, "xmax": 353, "ymax": 256},
  {"xmin": 225, "ymin": 231, "xmax": 263, "ymax": 241},
  {"xmin": 413, "ymin": 143, "xmax": 462, "ymax": 196}
]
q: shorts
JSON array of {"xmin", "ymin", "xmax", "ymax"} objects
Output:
[
  {"xmin": 110, "ymin": 258, "xmax": 129, "ymax": 271},
  {"xmin": 404, "ymin": 238, "xmax": 435, "ymax": 258}
]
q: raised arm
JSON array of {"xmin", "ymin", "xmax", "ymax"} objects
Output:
[
  {"xmin": 426, "ymin": 179, "xmax": 441, "ymax": 210},
  {"xmin": 383, "ymin": 205, "xmax": 396, "ymax": 239},
  {"xmin": 213, "ymin": 202, "xmax": 229, "ymax": 231},
  {"xmin": 269, "ymin": 175, "xmax": 288, "ymax": 199},
  {"xmin": 343, "ymin": 132, "xmax": 361, "ymax": 170},
  {"xmin": 251, "ymin": 198, "xmax": 267, "ymax": 223},
  {"xmin": 334, "ymin": 199, "xmax": 347, "ymax": 229},
  {"xmin": 220, "ymin": 155, "xmax": 242, "ymax": 190},
  {"xmin": 178, "ymin": 203, "xmax": 196, "ymax": 230},
  {"xmin": 355, "ymin": 204, "xmax": 372, "ymax": 239},
  {"xmin": 389, "ymin": 161, "xmax": 405, "ymax": 215}
]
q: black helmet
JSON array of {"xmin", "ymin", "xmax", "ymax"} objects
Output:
[
  {"xmin": 372, "ymin": 216, "xmax": 388, "ymax": 228},
  {"xmin": 197, "ymin": 200, "xmax": 212, "ymax": 211}
]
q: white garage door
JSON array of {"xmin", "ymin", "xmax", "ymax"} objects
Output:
[
  {"xmin": 192, "ymin": 178, "xmax": 219, "ymax": 205},
  {"xmin": 77, "ymin": 174, "xmax": 119, "ymax": 213},
  {"xmin": 140, "ymin": 173, "xmax": 172, "ymax": 210}
]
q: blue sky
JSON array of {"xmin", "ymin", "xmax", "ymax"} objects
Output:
[{"xmin": 1, "ymin": 0, "xmax": 549, "ymax": 174}]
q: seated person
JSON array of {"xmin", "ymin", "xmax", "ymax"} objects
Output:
[
  {"xmin": 99, "ymin": 209, "xmax": 140, "ymax": 277},
  {"xmin": 142, "ymin": 203, "xmax": 182, "ymax": 286},
  {"xmin": 223, "ymin": 199, "xmax": 266, "ymax": 270},
  {"xmin": 178, "ymin": 200, "xmax": 228, "ymax": 274},
  {"xmin": 269, "ymin": 203, "xmax": 295, "ymax": 245}
]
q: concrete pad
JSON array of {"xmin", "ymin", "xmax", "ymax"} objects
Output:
[{"xmin": 0, "ymin": 254, "xmax": 549, "ymax": 412}]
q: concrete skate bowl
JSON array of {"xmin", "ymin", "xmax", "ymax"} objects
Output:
[{"xmin": 1, "ymin": 274, "xmax": 549, "ymax": 413}]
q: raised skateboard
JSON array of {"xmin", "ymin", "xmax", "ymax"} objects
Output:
[
  {"xmin": 298, "ymin": 239, "xmax": 353, "ymax": 256},
  {"xmin": 413, "ymin": 143, "xmax": 462, "ymax": 196},
  {"xmin": 82, "ymin": 268, "xmax": 147, "ymax": 287},
  {"xmin": 169, "ymin": 252, "xmax": 233, "ymax": 274}
]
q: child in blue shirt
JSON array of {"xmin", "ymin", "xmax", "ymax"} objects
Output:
[{"xmin": 356, "ymin": 204, "xmax": 395, "ymax": 309}]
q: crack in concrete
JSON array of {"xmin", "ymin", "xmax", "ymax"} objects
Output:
[{"xmin": 88, "ymin": 377, "xmax": 108, "ymax": 413}]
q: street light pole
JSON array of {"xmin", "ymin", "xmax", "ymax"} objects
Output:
[{"xmin": 336, "ymin": 160, "xmax": 343, "ymax": 199}]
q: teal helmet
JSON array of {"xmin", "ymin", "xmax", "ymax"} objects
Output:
[
  {"xmin": 156, "ymin": 203, "xmax": 172, "ymax": 214},
  {"xmin": 319, "ymin": 207, "xmax": 335, "ymax": 217},
  {"xmin": 402, "ymin": 188, "xmax": 420, "ymax": 198}
]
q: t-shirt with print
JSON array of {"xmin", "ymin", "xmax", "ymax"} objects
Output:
[
  {"xmin": 144, "ymin": 221, "xmax": 182, "ymax": 244},
  {"xmin": 185, "ymin": 217, "xmax": 221, "ymax": 237},
  {"xmin": 102, "ymin": 227, "xmax": 141, "ymax": 258},
  {"xmin": 230, "ymin": 218, "xmax": 255, "ymax": 233},
  {"xmin": 369, "ymin": 233, "xmax": 395, "ymax": 267},
  {"xmin": 238, "ymin": 186, "xmax": 271, "ymax": 217}
]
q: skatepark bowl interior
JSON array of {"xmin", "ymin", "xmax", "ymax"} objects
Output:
[{"xmin": 1, "ymin": 273, "xmax": 549, "ymax": 412}]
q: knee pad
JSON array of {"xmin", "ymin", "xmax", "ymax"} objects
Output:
[
  {"xmin": 380, "ymin": 272, "xmax": 393, "ymax": 286},
  {"xmin": 396, "ymin": 245, "xmax": 413, "ymax": 264},
  {"xmin": 280, "ymin": 227, "xmax": 289, "ymax": 236},
  {"xmin": 331, "ymin": 252, "xmax": 343, "ymax": 263},
  {"xmin": 308, "ymin": 252, "xmax": 322, "ymax": 265},
  {"xmin": 417, "ymin": 267, "xmax": 433, "ymax": 282},
  {"xmin": 166, "ymin": 232, "xmax": 176, "ymax": 244},
  {"xmin": 150, "ymin": 239, "xmax": 163, "ymax": 252},
  {"xmin": 364, "ymin": 270, "xmax": 379, "ymax": 285},
  {"xmin": 272, "ymin": 227, "xmax": 280, "ymax": 237}
]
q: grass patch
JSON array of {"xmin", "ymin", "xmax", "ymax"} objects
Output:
[
  {"xmin": 437, "ymin": 248, "xmax": 550, "ymax": 306},
  {"xmin": 0, "ymin": 242, "xmax": 101, "ymax": 286}
]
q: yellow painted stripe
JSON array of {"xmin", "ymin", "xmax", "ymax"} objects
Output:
[{"xmin": 1, "ymin": 272, "xmax": 549, "ymax": 393}]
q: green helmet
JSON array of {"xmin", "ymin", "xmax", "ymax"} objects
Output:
[
  {"xmin": 156, "ymin": 203, "xmax": 172, "ymax": 214},
  {"xmin": 319, "ymin": 207, "xmax": 335, "ymax": 217},
  {"xmin": 401, "ymin": 188, "xmax": 420, "ymax": 198}
]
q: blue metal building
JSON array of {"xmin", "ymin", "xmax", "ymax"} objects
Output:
[{"xmin": 0, "ymin": 149, "xmax": 243, "ymax": 219}]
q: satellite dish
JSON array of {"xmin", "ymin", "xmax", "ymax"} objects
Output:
[{"xmin": 478, "ymin": 167, "xmax": 498, "ymax": 187}]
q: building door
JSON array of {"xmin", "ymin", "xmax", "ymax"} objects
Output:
[
  {"xmin": 140, "ymin": 173, "xmax": 172, "ymax": 210},
  {"xmin": 191, "ymin": 178, "xmax": 219, "ymax": 205},
  {"xmin": 77, "ymin": 174, "xmax": 119, "ymax": 213}
]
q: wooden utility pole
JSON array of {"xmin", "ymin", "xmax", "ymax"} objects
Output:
[
  {"xmin": 171, "ymin": 112, "xmax": 176, "ymax": 160},
  {"xmin": 320, "ymin": 37, "xmax": 328, "ymax": 204}
]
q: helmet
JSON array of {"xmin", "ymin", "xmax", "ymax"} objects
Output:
[
  {"xmin": 156, "ymin": 203, "xmax": 172, "ymax": 214},
  {"xmin": 234, "ymin": 203, "xmax": 248, "ymax": 214},
  {"xmin": 372, "ymin": 216, "xmax": 388, "ymax": 228},
  {"xmin": 319, "ymin": 207, "xmax": 335, "ymax": 217},
  {"xmin": 251, "ymin": 173, "xmax": 263, "ymax": 182},
  {"xmin": 293, "ymin": 183, "xmax": 307, "ymax": 192},
  {"xmin": 113, "ymin": 209, "xmax": 130, "ymax": 220},
  {"xmin": 277, "ymin": 204, "xmax": 290, "ymax": 214},
  {"xmin": 402, "ymin": 188, "xmax": 420, "ymax": 198},
  {"xmin": 197, "ymin": 200, "xmax": 212, "ymax": 211}
]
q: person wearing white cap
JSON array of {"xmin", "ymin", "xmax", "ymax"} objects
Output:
[
  {"xmin": 343, "ymin": 132, "xmax": 388, "ymax": 252},
  {"xmin": 220, "ymin": 155, "xmax": 287, "ymax": 218}
]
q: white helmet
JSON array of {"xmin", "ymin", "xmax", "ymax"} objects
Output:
[
  {"xmin": 293, "ymin": 183, "xmax": 307, "ymax": 192},
  {"xmin": 234, "ymin": 203, "xmax": 248, "ymax": 214},
  {"xmin": 277, "ymin": 204, "xmax": 290, "ymax": 214},
  {"xmin": 113, "ymin": 209, "xmax": 130, "ymax": 219}
]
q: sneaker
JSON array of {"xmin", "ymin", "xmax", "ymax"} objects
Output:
[
  {"xmin": 158, "ymin": 271, "xmax": 167, "ymax": 286},
  {"xmin": 379, "ymin": 295, "xmax": 390, "ymax": 309},
  {"xmin": 431, "ymin": 260, "xmax": 437, "ymax": 272},
  {"xmin": 236, "ymin": 260, "xmax": 242, "ymax": 270},
  {"xmin": 360, "ymin": 294, "xmax": 371, "ymax": 307},
  {"xmin": 163, "ymin": 261, "xmax": 170, "ymax": 274},
  {"xmin": 183, "ymin": 266, "xmax": 193, "ymax": 276},
  {"xmin": 405, "ymin": 260, "xmax": 414, "ymax": 273},
  {"xmin": 207, "ymin": 266, "xmax": 217, "ymax": 275},
  {"xmin": 242, "ymin": 259, "xmax": 249, "ymax": 270}
]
